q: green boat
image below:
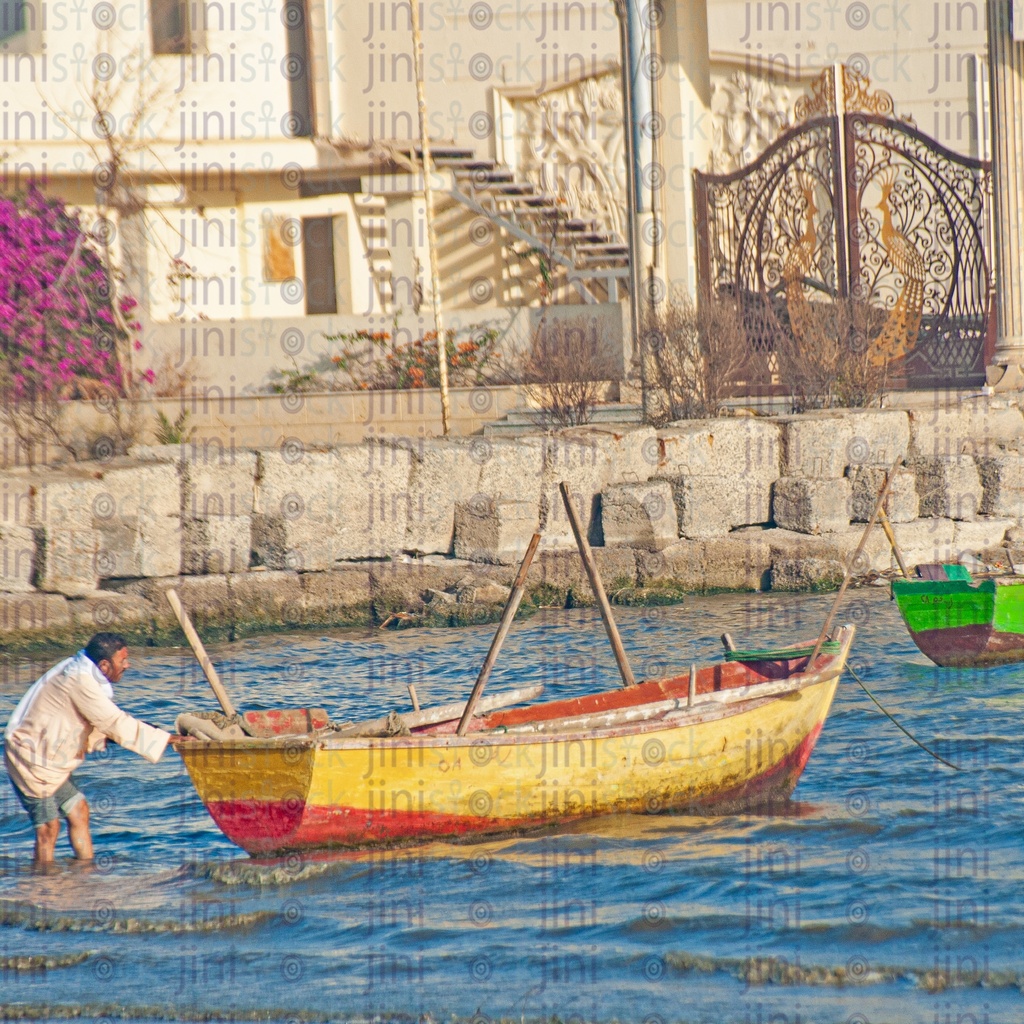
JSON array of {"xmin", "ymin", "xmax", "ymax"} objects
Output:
[{"xmin": 891, "ymin": 564, "xmax": 1024, "ymax": 668}]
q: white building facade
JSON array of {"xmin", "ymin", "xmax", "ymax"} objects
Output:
[{"xmin": 0, "ymin": 0, "xmax": 988, "ymax": 387}]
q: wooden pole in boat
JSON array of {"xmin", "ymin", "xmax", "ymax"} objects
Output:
[
  {"xmin": 559, "ymin": 481, "xmax": 637, "ymax": 688},
  {"xmin": 456, "ymin": 532, "xmax": 542, "ymax": 736},
  {"xmin": 808, "ymin": 460, "xmax": 902, "ymax": 665},
  {"xmin": 877, "ymin": 506, "xmax": 910, "ymax": 577},
  {"xmin": 165, "ymin": 588, "xmax": 237, "ymax": 718}
]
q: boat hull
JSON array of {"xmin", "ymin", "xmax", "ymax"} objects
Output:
[
  {"xmin": 178, "ymin": 672, "xmax": 842, "ymax": 855},
  {"xmin": 892, "ymin": 578, "xmax": 1024, "ymax": 667}
]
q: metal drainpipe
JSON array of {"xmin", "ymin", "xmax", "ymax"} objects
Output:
[{"xmin": 616, "ymin": 0, "xmax": 649, "ymax": 418}]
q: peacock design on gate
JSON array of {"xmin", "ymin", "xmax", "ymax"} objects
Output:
[
  {"xmin": 781, "ymin": 174, "xmax": 820, "ymax": 345},
  {"xmin": 867, "ymin": 166, "xmax": 927, "ymax": 364},
  {"xmin": 783, "ymin": 164, "xmax": 927, "ymax": 365}
]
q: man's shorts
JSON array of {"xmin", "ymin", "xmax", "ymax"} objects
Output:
[{"xmin": 9, "ymin": 776, "xmax": 85, "ymax": 826}]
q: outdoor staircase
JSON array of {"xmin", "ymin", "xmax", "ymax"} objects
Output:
[
  {"xmin": 353, "ymin": 193, "xmax": 394, "ymax": 314},
  {"xmin": 387, "ymin": 145, "xmax": 630, "ymax": 307}
]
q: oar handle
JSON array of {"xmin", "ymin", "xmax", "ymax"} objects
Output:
[{"xmin": 165, "ymin": 588, "xmax": 237, "ymax": 718}]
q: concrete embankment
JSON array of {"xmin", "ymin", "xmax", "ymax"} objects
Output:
[{"xmin": 2, "ymin": 400, "xmax": 1023, "ymax": 652}]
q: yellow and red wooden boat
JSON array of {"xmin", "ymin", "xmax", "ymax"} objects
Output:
[{"xmin": 173, "ymin": 625, "xmax": 855, "ymax": 855}]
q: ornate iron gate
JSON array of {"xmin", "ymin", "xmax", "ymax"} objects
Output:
[{"xmin": 694, "ymin": 67, "xmax": 994, "ymax": 390}]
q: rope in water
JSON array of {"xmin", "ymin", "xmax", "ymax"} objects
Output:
[{"xmin": 845, "ymin": 663, "xmax": 962, "ymax": 772}]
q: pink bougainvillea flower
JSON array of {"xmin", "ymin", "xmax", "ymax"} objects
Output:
[{"xmin": 0, "ymin": 186, "xmax": 140, "ymax": 401}]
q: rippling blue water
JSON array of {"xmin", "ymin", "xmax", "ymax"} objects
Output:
[{"xmin": 2, "ymin": 588, "xmax": 1022, "ymax": 1023}]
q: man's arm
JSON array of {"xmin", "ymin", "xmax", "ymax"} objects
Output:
[{"xmin": 66, "ymin": 675, "xmax": 171, "ymax": 764}]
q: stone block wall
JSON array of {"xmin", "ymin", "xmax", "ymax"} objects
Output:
[{"xmin": 2, "ymin": 399, "xmax": 1023, "ymax": 640}]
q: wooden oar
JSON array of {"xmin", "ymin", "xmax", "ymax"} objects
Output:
[
  {"xmin": 559, "ymin": 481, "xmax": 637, "ymax": 688},
  {"xmin": 456, "ymin": 532, "xmax": 541, "ymax": 736},
  {"xmin": 165, "ymin": 588, "xmax": 238, "ymax": 717},
  {"xmin": 877, "ymin": 506, "xmax": 910, "ymax": 577},
  {"xmin": 808, "ymin": 459, "xmax": 901, "ymax": 665}
]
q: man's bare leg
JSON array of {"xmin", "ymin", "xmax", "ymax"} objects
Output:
[
  {"xmin": 33, "ymin": 818, "xmax": 60, "ymax": 864},
  {"xmin": 66, "ymin": 800, "xmax": 93, "ymax": 861}
]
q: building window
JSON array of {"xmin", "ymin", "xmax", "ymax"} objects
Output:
[
  {"xmin": 302, "ymin": 217, "xmax": 338, "ymax": 314},
  {"xmin": 0, "ymin": 0, "xmax": 25, "ymax": 41},
  {"xmin": 152, "ymin": 0, "xmax": 190, "ymax": 54},
  {"xmin": 283, "ymin": 0, "xmax": 314, "ymax": 137},
  {"xmin": 0, "ymin": 0, "xmax": 41, "ymax": 51}
]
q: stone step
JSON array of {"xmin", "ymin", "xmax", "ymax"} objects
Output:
[{"xmin": 483, "ymin": 404, "xmax": 644, "ymax": 435}]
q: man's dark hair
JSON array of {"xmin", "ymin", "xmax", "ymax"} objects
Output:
[{"xmin": 85, "ymin": 633, "xmax": 128, "ymax": 666}]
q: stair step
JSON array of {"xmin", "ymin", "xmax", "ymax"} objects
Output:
[
  {"xmin": 575, "ymin": 243, "xmax": 629, "ymax": 254},
  {"xmin": 564, "ymin": 234, "xmax": 610, "ymax": 246},
  {"xmin": 403, "ymin": 146, "xmax": 475, "ymax": 160},
  {"xmin": 514, "ymin": 205, "xmax": 559, "ymax": 216},
  {"xmin": 483, "ymin": 403, "xmax": 644, "ymax": 435},
  {"xmin": 576, "ymin": 254, "xmax": 630, "ymax": 268},
  {"xmin": 440, "ymin": 158, "xmax": 497, "ymax": 170},
  {"xmin": 470, "ymin": 172, "xmax": 516, "ymax": 186}
]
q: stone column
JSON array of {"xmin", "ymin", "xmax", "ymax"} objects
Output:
[
  {"xmin": 987, "ymin": 0, "xmax": 1024, "ymax": 390},
  {"xmin": 658, "ymin": 0, "xmax": 712, "ymax": 298}
]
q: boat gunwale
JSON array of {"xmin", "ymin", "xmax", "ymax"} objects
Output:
[
  {"xmin": 171, "ymin": 626, "xmax": 854, "ymax": 755},
  {"xmin": 892, "ymin": 578, "xmax": 995, "ymax": 596},
  {"xmin": 891, "ymin": 575, "xmax": 1024, "ymax": 599}
]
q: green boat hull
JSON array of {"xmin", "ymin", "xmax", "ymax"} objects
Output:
[{"xmin": 892, "ymin": 577, "xmax": 1024, "ymax": 667}]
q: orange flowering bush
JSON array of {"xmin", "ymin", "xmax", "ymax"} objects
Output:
[{"xmin": 272, "ymin": 324, "xmax": 502, "ymax": 393}]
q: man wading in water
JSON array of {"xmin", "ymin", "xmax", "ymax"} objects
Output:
[{"xmin": 3, "ymin": 632, "xmax": 171, "ymax": 864}]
